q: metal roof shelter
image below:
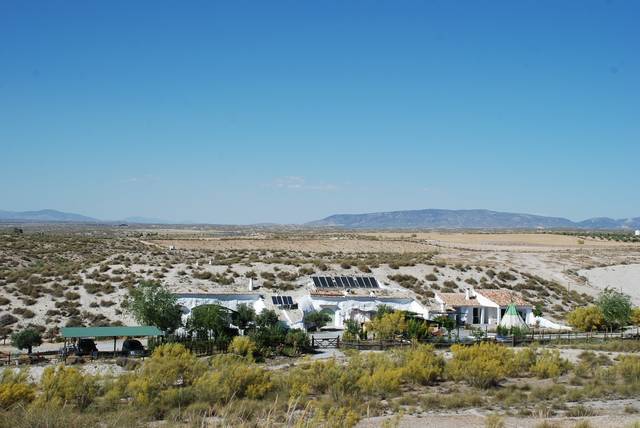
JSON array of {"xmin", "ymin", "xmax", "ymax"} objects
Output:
[
  {"xmin": 61, "ymin": 326, "xmax": 164, "ymax": 338},
  {"xmin": 61, "ymin": 326, "xmax": 164, "ymax": 357}
]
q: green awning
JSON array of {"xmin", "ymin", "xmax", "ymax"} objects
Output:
[{"xmin": 61, "ymin": 326, "xmax": 165, "ymax": 338}]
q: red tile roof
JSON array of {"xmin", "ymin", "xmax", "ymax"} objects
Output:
[
  {"xmin": 435, "ymin": 292, "xmax": 481, "ymax": 307},
  {"xmin": 477, "ymin": 289, "xmax": 528, "ymax": 306}
]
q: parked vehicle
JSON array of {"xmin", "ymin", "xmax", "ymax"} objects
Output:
[
  {"xmin": 76, "ymin": 338, "xmax": 99, "ymax": 356},
  {"xmin": 122, "ymin": 339, "xmax": 146, "ymax": 357}
]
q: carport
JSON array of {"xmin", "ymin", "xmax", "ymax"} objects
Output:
[{"xmin": 61, "ymin": 326, "xmax": 164, "ymax": 356}]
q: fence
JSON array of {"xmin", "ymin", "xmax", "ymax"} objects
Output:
[{"xmin": 148, "ymin": 336, "xmax": 226, "ymax": 357}]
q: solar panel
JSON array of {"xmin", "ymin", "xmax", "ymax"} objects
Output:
[
  {"xmin": 362, "ymin": 277, "xmax": 372, "ymax": 288},
  {"xmin": 347, "ymin": 277, "xmax": 357, "ymax": 288},
  {"xmin": 325, "ymin": 277, "xmax": 335, "ymax": 287},
  {"xmin": 369, "ymin": 277, "xmax": 379, "ymax": 288},
  {"xmin": 341, "ymin": 276, "xmax": 349, "ymax": 286},
  {"xmin": 286, "ymin": 296, "xmax": 293, "ymax": 305},
  {"xmin": 271, "ymin": 296, "xmax": 278, "ymax": 304},
  {"xmin": 356, "ymin": 277, "xmax": 366, "ymax": 288},
  {"xmin": 276, "ymin": 296, "xmax": 283, "ymax": 305},
  {"xmin": 335, "ymin": 277, "xmax": 344, "ymax": 287},
  {"xmin": 312, "ymin": 277, "xmax": 322, "ymax": 288},
  {"xmin": 318, "ymin": 277, "xmax": 327, "ymax": 287}
]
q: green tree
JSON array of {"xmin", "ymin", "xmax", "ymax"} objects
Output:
[
  {"xmin": 255, "ymin": 309, "xmax": 279, "ymax": 329},
  {"xmin": 233, "ymin": 303, "xmax": 256, "ymax": 333},
  {"xmin": 11, "ymin": 328, "xmax": 42, "ymax": 354},
  {"xmin": 303, "ymin": 310, "xmax": 332, "ymax": 331},
  {"xmin": 533, "ymin": 304, "xmax": 543, "ymax": 318},
  {"xmin": 124, "ymin": 281, "xmax": 183, "ymax": 333},
  {"xmin": 434, "ymin": 315, "xmax": 455, "ymax": 339},
  {"xmin": 596, "ymin": 288, "xmax": 632, "ymax": 330},
  {"xmin": 188, "ymin": 304, "xmax": 233, "ymax": 342}
]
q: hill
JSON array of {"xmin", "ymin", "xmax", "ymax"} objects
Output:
[
  {"xmin": 307, "ymin": 209, "xmax": 640, "ymax": 230},
  {"xmin": 0, "ymin": 209, "xmax": 99, "ymax": 223}
]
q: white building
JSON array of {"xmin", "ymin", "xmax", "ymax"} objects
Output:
[
  {"xmin": 635, "ymin": 230, "xmax": 640, "ymax": 237},
  {"xmin": 299, "ymin": 291, "xmax": 430, "ymax": 329},
  {"xmin": 434, "ymin": 288, "xmax": 533, "ymax": 326},
  {"xmin": 174, "ymin": 275, "xmax": 431, "ymax": 331},
  {"xmin": 175, "ymin": 293, "xmax": 266, "ymax": 324}
]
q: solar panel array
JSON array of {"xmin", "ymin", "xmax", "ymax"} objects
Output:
[
  {"xmin": 271, "ymin": 296, "xmax": 294, "ymax": 305},
  {"xmin": 312, "ymin": 276, "xmax": 379, "ymax": 289}
]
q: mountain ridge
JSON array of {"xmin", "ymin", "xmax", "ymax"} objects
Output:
[{"xmin": 306, "ymin": 209, "xmax": 640, "ymax": 230}]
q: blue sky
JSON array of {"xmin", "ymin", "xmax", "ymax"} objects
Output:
[{"xmin": 1, "ymin": 1, "xmax": 638, "ymax": 224}]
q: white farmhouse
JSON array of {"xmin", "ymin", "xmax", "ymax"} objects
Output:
[
  {"xmin": 299, "ymin": 290, "xmax": 430, "ymax": 329},
  {"xmin": 434, "ymin": 288, "xmax": 533, "ymax": 326}
]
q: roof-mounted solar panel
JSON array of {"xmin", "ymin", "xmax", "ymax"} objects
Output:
[
  {"xmin": 363, "ymin": 277, "xmax": 373, "ymax": 288},
  {"xmin": 356, "ymin": 277, "xmax": 366, "ymax": 288},
  {"xmin": 369, "ymin": 277, "xmax": 379, "ymax": 288},
  {"xmin": 271, "ymin": 296, "xmax": 278, "ymax": 304},
  {"xmin": 276, "ymin": 296, "xmax": 283, "ymax": 305},
  {"xmin": 335, "ymin": 277, "xmax": 344, "ymax": 287},
  {"xmin": 347, "ymin": 277, "xmax": 357, "ymax": 288},
  {"xmin": 312, "ymin": 277, "xmax": 322, "ymax": 288},
  {"xmin": 325, "ymin": 277, "xmax": 335, "ymax": 287},
  {"xmin": 286, "ymin": 296, "xmax": 293, "ymax": 305}
]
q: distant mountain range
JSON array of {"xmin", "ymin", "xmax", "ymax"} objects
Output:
[
  {"xmin": 0, "ymin": 209, "xmax": 99, "ymax": 223},
  {"xmin": 2, "ymin": 208, "xmax": 640, "ymax": 230},
  {"xmin": 306, "ymin": 209, "xmax": 640, "ymax": 230},
  {"xmin": 0, "ymin": 210, "xmax": 173, "ymax": 224}
]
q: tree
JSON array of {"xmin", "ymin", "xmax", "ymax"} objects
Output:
[
  {"xmin": 255, "ymin": 309, "xmax": 279, "ymax": 329},
  {"xmin": 434, "ymin": 315, "xmax": 455, "ymax": 338},
  {"xmin": 124, "ymin": 281, "xmax": 183, "ymax": 333},
  {"xmin": 367, "ymin": 311, "xmax": 407, "ymax": 340},
  {"xmin": 566, "ymin": 305, "xmax": 604, "ymax": 332},
  {"xmin": 188, "ymin": 304, "xmax": 234, "ymax": 343},
  {"xmin": 631, "ymin": 308, "xmax": 640, "ymax": 327},
  {"xmin": 11, "ymin": 328, "xmax": 42, "ymax": 354},
  {"xmin": 233, "ymin": 303, "xmax": 256, "ymax": 333},
  {"xmin": 597, "ymin": 288, "xmax": 632, "ymax": 330},
  {"xmin": 533, "ymin": 304, "xmax": 543, "ymax": 318},
  {"xmin": 303, "ymin": 310, "xmax": 332, "ymax": 331}
]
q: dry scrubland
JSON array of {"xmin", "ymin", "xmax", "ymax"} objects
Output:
[
  {"xmin": 1, "ymin": 227, "xmax": 640, "ymax": 342},
  {"xmin": 2, "ymin": 227, "xmax": 640, "ymax": 427}
]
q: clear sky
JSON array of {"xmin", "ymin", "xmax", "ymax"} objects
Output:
[{"xmin": 1, "ymin": 1, "xmax": 638, "ymax": 224}]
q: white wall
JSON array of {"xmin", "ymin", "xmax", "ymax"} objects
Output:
[{"xmin": 299, "ymin": 295, "xmax": 429, "ymax": 329}]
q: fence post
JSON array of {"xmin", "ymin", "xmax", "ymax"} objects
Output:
[
  {"xmin": 336, "ymin": 336, "xmax": 340, "ymax": 349},
  {"xmin": 312, "ymin": 336, "xmax": 315, "ymax": 348}
]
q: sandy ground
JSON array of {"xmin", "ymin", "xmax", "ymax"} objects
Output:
[
  {"xmin": 578, "ymin": 264, "xmax": 640, "ymax": 304},
  {"xmin": 358, "ymin": 413, "xmax": 640, "ymax": 428},
  {"xmin": 148, "ymin": 238, "xmax": 439, "ymax": 253}
]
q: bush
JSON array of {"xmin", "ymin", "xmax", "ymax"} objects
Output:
[
  {"xmin": 398, "ymin": 345, "xmax": 444, "ymax": 385},
  {"xmin": 447, "ymin": 343, "xmax": 514, "ymax": 388},
  {"xmin": 126, "ymin": 343, "xmax": 205, "ymax": 407},
  {"xmin": 531, "ymin": 350, "xmax": 571, "ymax": 379},
  {"xmin": 37, "ymin": 366, "xmax": 97, "ymax": 410},
  {"xmin": 617, "ymin": 356, "xmax": 640, "ymax": 383},
  {"xmin": 228, "ymin": 336, "xmax": 257, "ymax": 359},
  {"xmin": 0, "ymin": 370, "xmax": 35, "ymax": 409},
  {"xmin": 195, "ymin": 355, "xmax": 273, "ymax": 403}
]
